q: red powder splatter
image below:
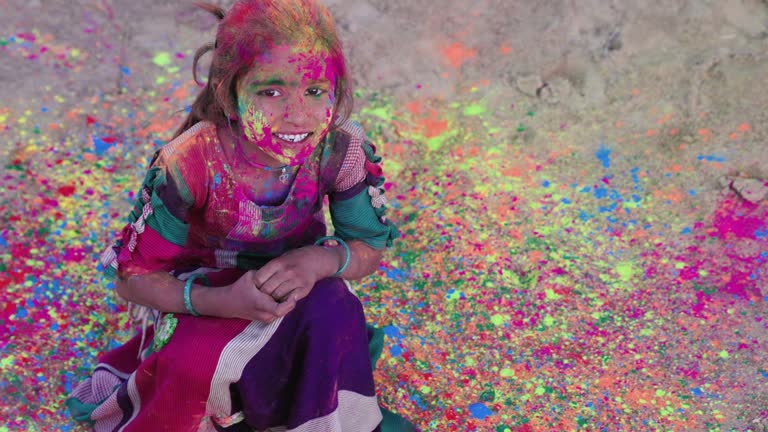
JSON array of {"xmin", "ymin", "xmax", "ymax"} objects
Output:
[{"xmin": 58, "ymin": 185, "xmax": 76, "ymax": 196}]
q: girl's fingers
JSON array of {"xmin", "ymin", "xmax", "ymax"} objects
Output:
[
  {"xmin": 251, "ymin": 261, "xmax": 280, "ymax": 289},
  {"xmin": 272, "ymin": 281, "xmax": 302, "ymax": 301},
  {"xmin": 278, "ymin": 286, "xmax": 309, "ymax": 304},
  {"xmin": 274, "ymin": 298, "xmax": 296, "ymax": 317},
  {"xmin": 258, "ymin": 272, "xmax": 287, "ymax": 296}
]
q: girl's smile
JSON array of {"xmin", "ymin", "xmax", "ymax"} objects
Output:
[{"xmin": 235, "ymin": 44, "xmax": 338, "ymax": 167}]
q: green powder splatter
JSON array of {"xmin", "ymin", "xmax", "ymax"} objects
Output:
[
  {"xmin": 463, "ymin": 104, "xmax": 486, "ymax": 116},
  {"xmin": 491, "ymin": 314, "xmax": 507, "ymax": 326},
  {"xmin": 616, "ymin": 262, "xmax": 635, "ymax": 281},
  {"xmin": 153, "ymin": 52, "xmax": 172, "ymax": 67},
  {"xmin": 0, "ymin": 355, "xmax": 14, "ymax": 368}
]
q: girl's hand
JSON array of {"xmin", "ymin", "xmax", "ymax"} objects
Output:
[
  {"xmin": 225, "ymin": 270, "xmax": 297, "ymax": 323},
  {"xmin": 253, "ymin": 246, "xmax": 339, "ymax": 303}
]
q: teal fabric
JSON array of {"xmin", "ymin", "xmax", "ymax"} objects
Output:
[
  {"xmin": 329, "ymin": 188, "xmax": 400, "ymax": 250},
  {"xmin": 64, "ymin": 397, "xmax": 98, "ymax": 424},
  {"xmin": 366, "ymin": 324, "xmax": 384, "ymax": 371},
  {"xmin": 367, "ymin": 324, "xmax": 416, "ymax": 431},
  {"xmin": 380, "ymin": 407, "xmax": 417, "ymax": 432}
]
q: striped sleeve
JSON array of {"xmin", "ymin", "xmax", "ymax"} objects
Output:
[
  {"xmin": 328, "ymin": 125, "xmax": 400, "ymax": 250},
  {"xmin": 99, "ymin": 129, "xmax": 207, "ymax": 280}
]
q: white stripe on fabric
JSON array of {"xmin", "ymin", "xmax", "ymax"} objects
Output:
[
  {"xmin": 333, "ymin": 119, "xmax": 367, "ymax": 193},
  {"xmin": 203, "ymin": 318, "xmax": 284, "ymax": 420},
  {"xmin": 258, "ymin": 390, "xmax": 382, "ymax": 432},
  {"xmin": 176, "ymin": 267, "xmax": 222, "ymax": 281},
  {"xmin": 116, "ymin": 372, "xmax": 141, "ymax": 432},
  {"xmin": 91, "ymin": 391, "xmax": 122, "ymax": 432},
  {"xmin": 93, "ymin": 363, "xmax": 132, "ymax": 380},
  {"xmin": 161, "ymin": 122, "xmax": 206, "ymax": 159},
  {"xmin": 215, "ymin": 249, "xmax": 238, "ymax": 268},
  {"xmin": 228, "ymin": 200, "xmax": 262, "ymax": 241}
]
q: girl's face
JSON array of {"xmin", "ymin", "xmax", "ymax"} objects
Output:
[{"xmin": 236, "ymin": 44, "xmax": 337, "ymax": 166}]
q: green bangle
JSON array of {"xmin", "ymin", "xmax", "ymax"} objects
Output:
[
  {"xmin": 314, "ymin": 236, "xmax": 351, "ymax": 277},
  {"xmin": 183, "ymin": 273, "xmax": 209, "ymax": 316}
]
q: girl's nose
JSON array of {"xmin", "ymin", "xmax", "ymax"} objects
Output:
[{"xmin": 283, "ymin": 97, "xmax": 309, "ymax": 121}]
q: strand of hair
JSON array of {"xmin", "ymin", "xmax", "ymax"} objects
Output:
[{"xmin": 192, "ymin": 2, "xmax": 225, "ymax": 20}]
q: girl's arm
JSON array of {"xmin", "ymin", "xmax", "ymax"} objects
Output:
[
  {"xmin": 115, "ymin": 271, "xmax": 293, "ymax": 322},
  {"xmin": 317, "ymin": 239, "xmax": 383, "ymax": 281},
  {"xmin": 115, "ymin": 272, "xmax": 229, "ymax": 316}
]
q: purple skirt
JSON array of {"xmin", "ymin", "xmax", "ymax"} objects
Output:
[{"xmin": 66, "ymin": 277, "xmax": 383, "ymax": 431}]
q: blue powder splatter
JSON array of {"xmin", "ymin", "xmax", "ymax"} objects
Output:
[
  {"xmin": 468, "ymin": 402, "xmax": 494, "ymax": 420},
  {"xmin": 93, "ymin": 136, "xmax": 115, "ymax": 155},
  {"xmin": 697, "ymin": 154, "xmax": 726, "ymax": 162},
  {"xmin": 390, "ymin": 346, "xmax": 403, "ymax": 357},
  {"xmin": 383, "ymin": 325, "xmax": 401, "ymax": 338},
  {"xmin": 596, "ymin": 145, "xmax": 612, "ymax": 168}
]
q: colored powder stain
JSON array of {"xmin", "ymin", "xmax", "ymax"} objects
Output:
[
  {"xmin": 93, "ymin": 137, "xmax": 115, "ymax": 156},
  {"xmin": 1, "ymin": 355, "xmax": 15, "ymax": 368},
  {"xmin": 153, "ymin": 52, "xmax": 172, "ymax": 67},
  {"xmin": 468, "ymin": 403, "xmax": 493, "ymax": 420},
  {"xmin": 545, "ymin": 289, "xmax": 562, "ymax": 300},
  {"xmin": 534, "ymin": 386, "xmax": 546, "ymax": 395},
  {"xmin": 595, "ymin": 145, "xmax": 612, "ymax": 168},
  {"xmin": 441, "ymin": 42, "xmax": 476, "ymax": 68},
  {"xmin": 500, "ymin": 368, "xmax": 515, "ymax": 378},
  {"xmin": 697, "ymin": 154, "xmax": 726, "ymax": 162},
  {"xmin": 543, "ymin": 315, "xmax": 555, "ymax": 327},
  {"xmin": 491, "ymin": 314, "xmax": 507, "ymax": 326},
  {"xmin": 463, "ymin": 104, "xmax": 486, "ymax": 116},
  {"xmin": 616, "ymin": 262, "xmax": 635, "ymax": 281},
  {"xmin": 655, "ymin": 390, "xmax": 666, "ymax": 397},
  {"xmin": 382, "ymin": 325, "xmax": 401, "ymax": 338},
  {"xmin": 719, "ymin": 350, "xmax": 729, "ymax": 359},
  {"xmin": 390, "ymin": 346, "xmax": 402, "ymax": 357}
]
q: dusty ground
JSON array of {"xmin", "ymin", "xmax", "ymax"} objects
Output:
[{"xmin": 2, "ymin": 0, "xmax": 768, "ymax": 430}]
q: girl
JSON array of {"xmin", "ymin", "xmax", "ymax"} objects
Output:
[{"xmin": 65, "ymin": 1, "xmax": 413, "ymax": 431}]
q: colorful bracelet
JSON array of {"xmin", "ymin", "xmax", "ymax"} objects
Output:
[
  {"xmin": 314, "ymin": 235, "xmax": 351, "ymax": 277},
  {"xmin": 183, "ymin": 273, "xmax": 209, "ymax": 317}
]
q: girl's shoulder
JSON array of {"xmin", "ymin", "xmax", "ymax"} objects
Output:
[
  {"xmin": 330, "ymin": 118, "xmax": 366, "ymax": 148},
  {"xmin": 153, "ymin": 121, "xmax": 217, "ymax": 164}
]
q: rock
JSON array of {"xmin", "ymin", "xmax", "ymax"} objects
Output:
[
  {"xmin": 719, "ymin": 176, "xmax": 768, "ymax": 203},
  {"xmin": 731, "ymin": 177, "xmax": 768, "ymax": 203},
  {"xmin": 540, "ymin": 78, "xmax": 572, "ymax": 104},
  {"xmin": 516, "ymin": 75, "xmax": 543, "ymax": 97}
]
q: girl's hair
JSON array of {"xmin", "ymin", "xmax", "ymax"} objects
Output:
[{"xmin": 172, "ymin": 0, "xmax": 353, "ymax": 139}]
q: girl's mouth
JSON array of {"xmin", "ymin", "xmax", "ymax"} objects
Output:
[{"xmin": 275, "ymin": 132, "xmax": 311, "ymax": 143}]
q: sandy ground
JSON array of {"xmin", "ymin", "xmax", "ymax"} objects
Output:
[{"xmin": 2, "ymin": 0, "xmax": 768, "ymax": 430}]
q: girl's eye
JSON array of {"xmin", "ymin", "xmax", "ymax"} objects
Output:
[
  {"xmin": 306, "ymin": 87, "xmax": 326, "ymax": 97},
  {"xmin": 257, "ymin": 89, "xmax": 282, "ymax": 97}
]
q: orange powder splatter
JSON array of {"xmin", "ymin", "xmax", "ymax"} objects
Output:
[{"xmin": 441, "ymin": 42, "xmax": 476, "ymax": 68}]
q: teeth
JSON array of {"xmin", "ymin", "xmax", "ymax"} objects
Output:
[{"xmin": 276, "ymin": 133, "xmax": 309, "ymax": 143}]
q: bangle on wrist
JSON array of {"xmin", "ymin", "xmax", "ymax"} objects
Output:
[
  {"xmin": 183, "ymin": 273, "xmax": 209, "ymax": 316},
  {"xmin": 313, "ymin": 236, "xmax": 351, "ymax": 277}
]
